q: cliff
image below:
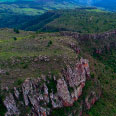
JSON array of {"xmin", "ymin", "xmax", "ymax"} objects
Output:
[
  {"xmin": 3, "ymin": 58, "xmax": 101, "ymax": 116},
  {"xmin": 61, "ymin": 30, "xmax": 116, "ymax": 54},
  {"xmin": 0, "ymin": 29, "xmax": 104, "ymax": 116}
]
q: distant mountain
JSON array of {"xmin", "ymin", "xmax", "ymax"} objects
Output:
[
  {"xmin": 77, "ymin": 0, "xmax": 116, "ymax": 11},
  {"xmin": 0, "ymin": 0, "xmax": 116, "ymax": 31},
  {"xmin": 94, "ymin": 0, "xmax": 116, "ymax": 11},
  {"xmin": 0, "ymin": 0, "xmax": 116, "ymax": 12}
]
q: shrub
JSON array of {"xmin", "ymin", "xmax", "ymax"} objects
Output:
[
  {"xmin": 13, "ymin": 37, "xmax": 17, "ymax": 41},
  {"xmin": 22, "ymin": 64, "xmax": 28, "ymax": 69},
  {"xmin": 15, "ymin": 79, "xmax": 23, "ymax": 86},
  {"xmin": 13, "ymin": 28, "xmax": 19, "ymax": 34},
  {"xmin": 0, "ymin": 84, "xmax": 7, "ymax": 116},
  {"xmin": 5, "ymin": 72, "xmax": 9, "ymax": 75},
  {"xmin": 47, "ymin": 40, "xmax": 53, "ymax": 47},
  {"xmin": 90, "ymin": 73, "xmax": 95, "ymax": 78}
]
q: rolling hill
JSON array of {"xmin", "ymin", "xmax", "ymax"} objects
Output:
[
  {"xmin": 17, "ymin": 8, "xmax": 116, "ymax": 33},
  {"xmin": 1, "ymin": 8, "xmax": 116, "ymax": 34},
  {"xmin": 0, "ymin": 0, "xmax": 116, "ymax": 32}
]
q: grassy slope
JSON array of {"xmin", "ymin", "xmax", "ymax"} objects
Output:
[
  {"xmin": 0, "ymin": 1, "xmax": 78, "ymax": 29},
  {"xmin": 1, "ymin": 7, "xmax": 116, "ymax": 34},
  {"xmin": 78, "ymin": 33, "xmax": 116, "ymax": 116},
  {"xmin": 41, "ymin": 9, "xmax": 116, "ymax": 33},
  {"xmin": 0, "ymin": 1, "xmax": 78, "ymax": 16},
  {"xmin": 0, "ymin": 29, "xmax": 100, "ymax": 116},
  {"xmin": 0, "ymin": 29, "xmax": 77, "ymax": 89},
  {"xmin": 0, "ymin": 29, "xmax": 78, "ymax": 115},
  {"xmin": 18, "ymin": 8, "xmax": 116, "ymax": 34}
]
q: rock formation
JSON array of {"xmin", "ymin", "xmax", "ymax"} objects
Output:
[
  {"xmin": 61, "ymin": 30, "xmax": 116, "ymax": 55},
  {"xmin": 60, "ymin": 30, "xmax": 116, "ymax": 41},
  {"xmin": 3, "ymin": 58, "xmax": 101, "ymax": 116}
]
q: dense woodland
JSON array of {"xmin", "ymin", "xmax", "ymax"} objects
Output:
[{"xmin": 1, "ymin": 8, "xmax": 116, "ymax": 34}]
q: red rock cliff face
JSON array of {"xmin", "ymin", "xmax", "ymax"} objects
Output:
[{"xmin": 3, "ymin": 58, "xmax": 101, "ymax": 116}]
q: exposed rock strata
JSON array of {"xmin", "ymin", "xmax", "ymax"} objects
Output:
[
  {"xmin": 4, "ymin": 93, "xmax": 19, "ymax": 116},
  {"xmin": 61, "ymin": 30, "xmax": 116, "ymax": 55},
  {"xmin": 60, "ymin": 30, "xmax": 116, "ymax": 41},
  {"xmin": 3, "ymin": 58, "xmax": 101, "ymax": 116}
]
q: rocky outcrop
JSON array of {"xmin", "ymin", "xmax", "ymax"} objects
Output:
[
  {"xmin": 3, "ymin": 58, "xmax": 101, "ymax": 116},
  {"xmin": 70, "ymin": 43, "xmax": 80, "ymax": 54},
  {"xmin": 60, "ymin": 30, "xmax": 116, "ymax": 41},
  {"xmin": 61, "ymin": 30, "xmax": 116, "ymax": 55},
  {"xmin": 85, "ymin": 91, "xmax": 99, "ymax": 110},
  {"xmin": 3, "ymin": 93, "xmax": 19, "ymax": 116}
]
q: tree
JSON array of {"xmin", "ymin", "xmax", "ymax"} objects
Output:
[
  {"xmin": 13, "ymin": 37, "xmax": 17, "ymax": 41},
  {"xmin": 13, "ymin": 28, "xmax": 19, "ymax": 34}
]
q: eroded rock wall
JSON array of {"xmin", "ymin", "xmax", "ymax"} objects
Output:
[
  {"xmin": 61, "ymin": 30, "xmax": 116, "ymax": 55},
  {"xmin": 3, "ymin": 58, "xmax": 101, "ymax": 116}
]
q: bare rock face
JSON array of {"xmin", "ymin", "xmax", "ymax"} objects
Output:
[
  {"xmin": 85, "ymin": 80, "xmax": 101, "ymax": 110},
  {"xmin": 4, "ymin": 93, "xmax": 19, "ymax": 116},
  {"xmin": 14, "ymin": 87, "xmax": 20, "ymax": 99},
  {"xmin": 65, "ymin": 58, "xmax": 89, "ymax": 88},
  {"xmin": 61, "ymin": 30, "xmax": 116, "ymax": 41},
  {"xmin": 22, "ymin": 78, "xmax": 32, "ymax": 106},
  {"xmin": 50, "ymin": 92, "xmax": 63, "ymax": 108},
  {"xmin": 57, "ymin": 78, "xmax": 73, "ymax": 106},
  {"xmin": 70, "ymin": 43, "xmax": 80, "ymax": 54},
  {"xmin": 61, "ymin": 30, "xmax": 116, "ymax": 55},
  {"xmin": 3, "ymin": 58, "xmax": 101, "ymax": 116}
]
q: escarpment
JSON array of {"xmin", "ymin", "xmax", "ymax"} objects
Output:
[
  {"xmin": 0, "ymin": 29, "xmax": 104, "ymax": 116},
  {"xmin": 60, "ymin": 29, "xmax": 116, "ymax": 40},
  {"xmin": 61, "ymin": 30, "xmax": 116, "ymax": 55},
  {"xmin": 3, "ymin": 58, "xmax": 101, "ymax": 116}
]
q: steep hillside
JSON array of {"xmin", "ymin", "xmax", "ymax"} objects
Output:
[
  {"xmin": 1, "ymin": 1, "xmax": 116, "ymax": 116},
  {"xmin": 1, "ymin": 0, "xmax": 116, "ymax": 31},
  {"xmin": 1, "ymin": 28, "xmax": 116, "ymax": 116},
  {"xmin": 20, "ymin": 8, "xmax": 116, "ymax": 33},
  {"xmin": 0, "ymin": 0, "xmax": 78, "ymax": 29},
  {"xmin": 0, "ymin": 1, "xmax": 116, "ymax": 32},
  {"xmin": 0, "ymin": 28, "xmax": 101, "ymax": 116},
  {"xmin": 61, "ymin": 30, "xmax": 116, "ymax": 116}
]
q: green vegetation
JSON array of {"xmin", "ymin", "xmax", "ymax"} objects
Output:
[
  {"xmin": 13, "ymin": 37, "xmax": 17, "ymax": 41},
  {"xmin": 13, "ymin": 28, "xmax": 19, "ymax": 33},
  {"xmin": 1, "ymin": 4, "xmax": 116, "ymax": 115},
  {"xmin": 0, "ymin": 83, "xmax": 6, "ymax": 116},
  {"xmin": 1, "ymin": 5, "xmax": 116, "ymax": 34},
  {"xmin": 0, "ymin": 0, "xmax": 79, "ymax": 30},
  {"xmin": 86, "ymin": 8, "xmax": 106, "ymax": 12},
  {"xmin": 77, "ymin": 32, "xmax": 116, "ymax": 116},
  {"xmin": 0, "ymin": 29, "xmax": 77, "ymax": 89},
  {"xmin": 1, "ymin": 27, "xmax": 116, "ymax": 116},
  {"xmin": 41, "ymin": 9, "xmax": 116, "ymax": 33},
  {"xmin": 0, "ymin": 0, "xmax": 78, "ymax": 16},
  {"xmin": 47, "ymin": 40, "xmax": 53, "ymax": 47},
  {"xmin": 47, "ymin": 77, "xmax": 57, "ymax": 94},
  {"xmin": 0, "ymin": 97, "xmax": 6, "ymax": 116},
  {"xmin": 10, "ymin": 8, "xmax": 116, "ymax": 34}
]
